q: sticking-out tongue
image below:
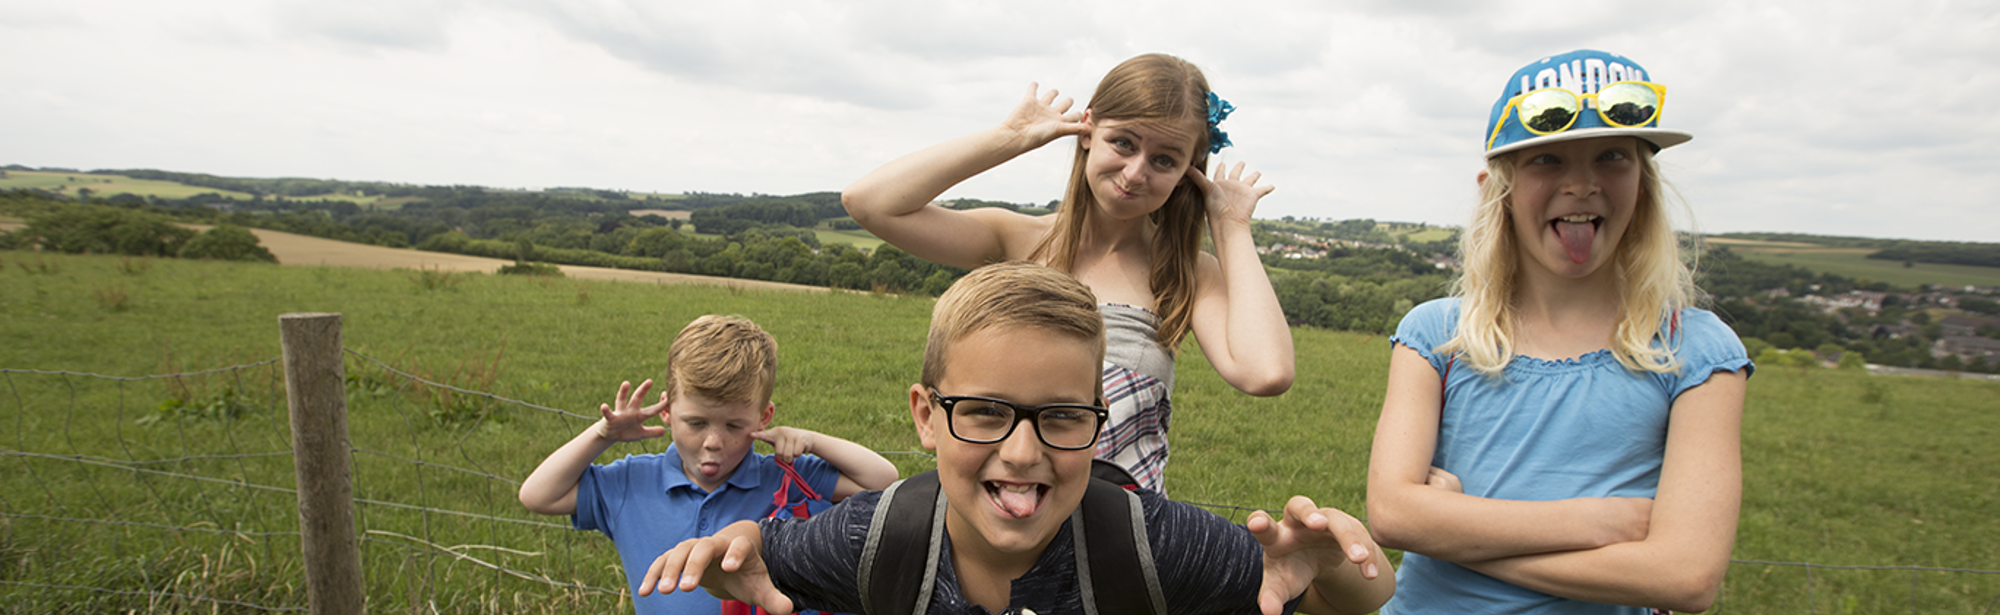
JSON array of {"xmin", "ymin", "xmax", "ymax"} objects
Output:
[
  {"xmin": 1556, "ymin": 220, "xmax": 1596, "ymax": 264},
  {"xmin": 992, "ymin": 483, "xmax": 1041, "ymax": 518}
]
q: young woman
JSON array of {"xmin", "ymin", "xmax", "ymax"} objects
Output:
[
  {"xmin": 1366, "ymin": 49, "xmax": 1753, "ymax": 614},
  {"xmin": 843, "ymin": 53, "xmax": 1293, "ymax": 492}
]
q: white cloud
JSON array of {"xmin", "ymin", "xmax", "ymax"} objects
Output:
[{"xmin": 0, "ymin": 0, "xmax": 1994, "ymax": 241}]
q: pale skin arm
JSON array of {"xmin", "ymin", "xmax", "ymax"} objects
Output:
[
  {"xmin": 1184, "ymin": 161, "xmax": 1294, "ymax": 396},
  {"xmin": 641, "ymin": 520, "xmax": 797, "ymax": 614},
  {"xmin": 1250, "ymin": 496, "xmax": 1397, "ymax": 615},
  {"xmin": 518, "ymin": 380, "xmax": 668, "ymax": 515},
  {"xmin": 1366, "ymin": 345, "xmax": 1654, "ymax": 561},
  {"xmin": 841, "ymin": 83, "xmax": 1087, "ymax": 269},
  {"xmin": 1458, "ymin": 371, "xmax": 1746, "ymax": 613},
  {"xmin": 750, "ymin": 425, "xmax": 899, "ymax": 501}
]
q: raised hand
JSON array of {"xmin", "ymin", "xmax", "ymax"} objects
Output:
[
  {"xmin": 998, "ymin": 82, "xmax": 1089, "ymax": 149},
  {"xmin": 597, "ymin": 380, "xmax": 669, "ymax": 443},
  {"xmin": 750, "ymin": 425, "xmax": 812, "ymax": 463},
  {"xmin": 1249, "ymin": 496, "xmax": 1383, "ymax": 615},
  {"xmin": 640, "ymin": 521, "xmax": 794, "ymax": 614},
  {"xmin": 1184, "ymin": 159, "xmax": 1275, "ymax": 232}
]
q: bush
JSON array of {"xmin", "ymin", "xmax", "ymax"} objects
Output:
[
  {"xmin": 497, "ymin": 261, "xmax": 564, "ymax": 277},
  {"xmin": 179, "ymin": 224, "xmax": 277, "ymax": 262},
  {"xmin": 20, "ymin": 207, "xmax": 195, "ymax": 256}
]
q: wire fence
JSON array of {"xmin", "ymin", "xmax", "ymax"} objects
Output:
[{"xmin": 3, "ymin": 352, "xmax": 1997, "ymax": 614}]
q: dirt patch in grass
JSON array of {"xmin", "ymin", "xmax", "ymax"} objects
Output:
[
  {"xmin": 627, "ymin": 209, "xmax": 693, "ymax": 219},
  {"xmin": 240, "ymin": 227, "xmax": 825, "ymax": 292}
]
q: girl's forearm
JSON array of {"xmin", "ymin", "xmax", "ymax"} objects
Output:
[
  {"xmin": 844, "ymin": 126, "xmax": 1037, "ymax": 224},
  {"xmin": 1205, "ymin": 221, "xmax": 1293, "ymax": 395}
]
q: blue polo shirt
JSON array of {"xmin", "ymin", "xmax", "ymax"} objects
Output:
[{"xmin": 575, "ymin": 443, "xmax": 838, "ymax": 615}]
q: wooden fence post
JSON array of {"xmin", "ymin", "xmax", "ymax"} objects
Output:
[{"xmin": 281, "ymin": 313, "xmax": 364, "ymax": 615}]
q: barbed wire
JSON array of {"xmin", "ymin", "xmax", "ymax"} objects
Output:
[
  {"xmin": 0, "ymin": 580, "xmax": 308, "ymax": 613},
  {"xmin": 345, "ymin": 348, "xmax": 594, "ymax": 420},
  {"xmin": 0, "ymin": 511, "xmax": 300, "ymax": 539}
]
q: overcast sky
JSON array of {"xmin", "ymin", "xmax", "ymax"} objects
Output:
[{"xmin": 3, "ymin": 1, "xmax": 1995, "ymax": 242}]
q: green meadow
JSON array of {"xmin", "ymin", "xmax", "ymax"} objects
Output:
[
  {"xmin": 1711, "ymin": 239, "xmax": 2000, "ymax": 289},
  {"xmin": 1, "ymin": 251, "xmax": 1995, "ymax": 613},
  {"xmin": 0, "ymin": 170, "xmax": 260, "ymax": 201}
]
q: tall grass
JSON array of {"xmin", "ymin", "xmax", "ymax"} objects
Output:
[{"xmin": 2, "ymin": 250, "xmax": 1996, "ymax": 613}]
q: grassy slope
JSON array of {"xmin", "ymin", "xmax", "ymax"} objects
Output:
[
  {"xmin": 1, "ymin": 251, "xmax": 1996, "ymax": 612},
  {"xmin": 3, "ymin": 170, "xmax": 258, "ymax": 201},
  {"xmin": 1730, "ymin": 248, "xmax": 2000, "ymax": 289}
]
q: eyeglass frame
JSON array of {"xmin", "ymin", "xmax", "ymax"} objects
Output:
[
  {"xmin": 1485, "ymin": 81, "xmax": 1669, "ymax": 152},
  {"xmin": 926, "ymin": 388, "xmax": 1110, "ymax": 451}
]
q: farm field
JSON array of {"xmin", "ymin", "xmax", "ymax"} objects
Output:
[
  {"xmin": 1, "ymin": 250, "xmax": 1995, "ymax": 612},
  {"xmin": 232, "ymin": 225, "xmax": 825, "ymax": 292},
  {"xmin": 811, "ymin": 228, "xmax": 884, "ymax": 251},
  {"xmin": 1709, "ymin": 238, "xmax": 2000, "ymax": 289},
  {"xmin": 0, "ymin": 169, "xmax": 258, "ymax": 200}
]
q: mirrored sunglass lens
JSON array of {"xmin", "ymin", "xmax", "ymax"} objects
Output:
[
  {"xmin": 1519, "ymin": 89, "xmax": 1579, "ymax": 134},
  {"xmin": 1597, "ymin": 83, "xmax": 1660, "ymax": 127}
]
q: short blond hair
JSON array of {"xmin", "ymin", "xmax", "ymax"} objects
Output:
[
  {"xmin": 922, "ymin": 261, "xmax": 1104, "ymax": 388},
  {"xmin": 663, "ymin": 315, "xmax": 777, "ymax": 404}
]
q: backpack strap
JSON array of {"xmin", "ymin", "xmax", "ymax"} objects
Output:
[
  {"xmin": 857, "ymin": 465, "xmax": 1163, "ymax": 615},
  {"xmin": 858, "ymin": 471, "xmax": 947, "ymax": 615},
  {"xmin": 1074, "ymin": 477, "xmax": 1164, "ymax": 615},
  {"xmin": 769, "ymin": 457, "xmax": 824, "ymax": 519}
]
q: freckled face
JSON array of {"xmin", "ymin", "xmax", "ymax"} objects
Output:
[
  {"xmin": 666, "ymin": 391, "xmax": 772, "ymax": 492},
  {"xmin": 1083, "ymin": 117, "xmax": 1200, "ymax": 221},
  {"xmin": 1505, "ymin": 136, "xmax": 1644, "ymax": 280},
  {"xmin": 910, "ymin": 326, "xmax": 1102, "ymax": 559}
]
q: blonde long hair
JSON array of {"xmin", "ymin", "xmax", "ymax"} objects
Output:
[
  {"xmin": 1440, "ymin": 142, "xmax": 1700, "ymax": 375},
  {"xmin": 1028, "ymin": 53, "xmax": 1211, "ymax": 353}
]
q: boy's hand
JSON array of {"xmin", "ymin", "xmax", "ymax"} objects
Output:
[
  {"xmin": 750, "ymin": 426, "xmax": 813, "ymax": 463},
  {"xmin": 597, "ymin": 380, "xmax": 669, "ymax": 443},
  {"xmin": 640, "ymin": 521, "xmax": 794, "ymax": 614},
  {"xmin": 1248, "ymin": 496, "xmax": 1383, "ymax": 615}
]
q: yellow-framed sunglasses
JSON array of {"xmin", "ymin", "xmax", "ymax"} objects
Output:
[{"xmin": 1485, "ymin": 81, "xmax": 1668, "ymax": 151}]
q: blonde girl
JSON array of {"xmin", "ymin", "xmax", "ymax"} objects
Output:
[
  {"xmin": 843, "ymin": 53, "xmax": 1292, "ymax": 492},
  {"xmin": 1367, "ymin": 49, "xmax": 1753, "ymax": 614}
]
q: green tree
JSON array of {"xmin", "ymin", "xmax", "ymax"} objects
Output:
[{"xmin": 178, "ymin": 224, "xmax": 277, "ymax": 262}]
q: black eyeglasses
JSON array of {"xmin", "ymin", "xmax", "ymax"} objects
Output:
[{"xmin": 928, "ymin": 389, "xmax": 1109, "ymax": 451}]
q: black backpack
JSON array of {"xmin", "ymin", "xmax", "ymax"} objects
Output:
[{"xmin": 854, "ymin": 460, "xmax": 1166, "ymax": 615}]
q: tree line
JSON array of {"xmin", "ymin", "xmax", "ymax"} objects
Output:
[
  {"xmin": 0, "ymin": 192, "xmax": 275, "ymax": 262},
  {"xmin": 7, "ymin": 179, "xmax": 1993, "ymax": 365}
]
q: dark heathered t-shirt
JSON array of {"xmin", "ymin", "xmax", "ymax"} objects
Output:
[{"xmin": 760, "ymin": 488, "xmax": 1297, "ymax": 615}]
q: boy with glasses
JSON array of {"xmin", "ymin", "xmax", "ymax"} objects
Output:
[{"xmin": 641, "ymin": 261, "xmax": 1394, "ymax": 615}]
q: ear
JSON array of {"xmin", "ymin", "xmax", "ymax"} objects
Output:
[
  {"xmin": 759, "ymin": 401, "xmax": 775, "ymax": 430},
  {"xmin": 1079, "ymin": 109, "xmax": 1095, "ymax": 149},
  {"xmin": 1475, "ymin": 169, "xmax": 1489, "ymax": 188},
  {"xmin": 909, "ymin": 384, "xmax": 938, "ymax": 451}
]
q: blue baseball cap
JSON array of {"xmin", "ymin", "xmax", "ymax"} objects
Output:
[{"xmin": 1484, "ymin": 49, "xmax": 1692, "ymax": 159}]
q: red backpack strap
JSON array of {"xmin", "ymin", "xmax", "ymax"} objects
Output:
[
  {"xmin": 723, "ymin": 459, "xmax": 827, "ymax": 615},
  {"xmin": 768, "ymin": 457, "xmax": 824, "ymax": 519}
]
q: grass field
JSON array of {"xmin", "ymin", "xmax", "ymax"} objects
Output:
[
  {"xmin": 2, "ymin": 250, "xmax": 1996, "ymax": 613},
  {"xmin": 812, "ymin": 228, "xmax": 884, "ymax": 251},
  {"xmin": 0, "ymin": 170, "xmax": 258, "ymax": 200},
  {"xmin": 1710, "ymin": 238, "xmax": 2000, "ymax": 289}
]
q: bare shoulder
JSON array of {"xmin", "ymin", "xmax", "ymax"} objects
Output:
[{"xmin": 963, "ymin": 207, "xmax": 1057, "ymax": 260}]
